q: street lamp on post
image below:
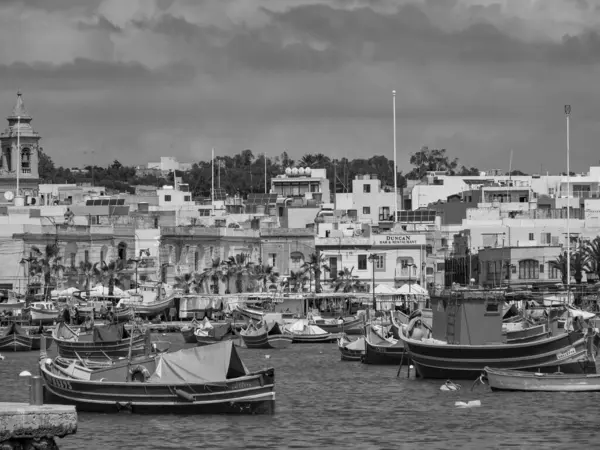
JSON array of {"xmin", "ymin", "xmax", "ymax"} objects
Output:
[
  {"xmin": 403, "ymin": 263, "xmax": 417, "ymax": 293},
  {"xmin": 128, "ymin": 258, "xmax": 141, "ymax": 293},
  {"xmin": 368, "ymin": 254, "xmax": 378, "ymax": 311}
]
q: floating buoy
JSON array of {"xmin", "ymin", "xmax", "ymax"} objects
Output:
[
  {"xmin": 0, "ymin": 354, "xmax": 4, "ymax": 361},
  {"xmin": 19, "ymin": 371, "xmax": 31, "ymax": 377},
  {"xmin": 455, "ymin": 400, "xmax": 481, "ymax": 408},
  {"xmin": 441, "ymin": 380, "xmax": 462, "ymax": 391},
  {"xmin": 265, "ymin": 355, "xmax": 271, "ymax": 359}
]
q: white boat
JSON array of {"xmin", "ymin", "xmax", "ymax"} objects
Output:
[{"xmin": 29, "ymin": 301, "xmax": 60, "ymax": 324}]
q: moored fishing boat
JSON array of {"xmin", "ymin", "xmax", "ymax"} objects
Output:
[
  {"xmin": 483, "ymin": 366, "xmax": 600, "ymax": 392},
  {"xmin": 337, "ymin": 333, "xmax": 365, "ymax": 361},
  {"xmin": 41, "ymin": 340, "xmax": 275, "ymax": 414},
  {"xmin": 400, "ymin": 290, "xmax": 598, "ymax": 379},
  {"xmin": 53, "ymin": 322, "xmax": 151, "ymax": 360},
  {"xmin": 308, "ymin": 313, "xmax": 363, "ymax": 335},
  {"xmin": 285, "ymin": 319, "xmax": 334, "ymax": 343},
  {"xmin": 239, "ymin": 320, "xmax": 293, "ymax": 349},
  {"xmin": 194, "ymin": 318, "xmax": 234, "ymax": 346},
  {"xmin": 29, "ymin": 301, "xmax": 60, "ymax": 324},
  {"xmin": 363, "ymin": 324, "xmax": 407, "ymax": 365},
  {"xmin": 181, "ymin": 319, "xmax": 200, "ymax": 344},
  {"xmin": 0, "ymin": 323, "xmax": 33, "ymax": 351}
]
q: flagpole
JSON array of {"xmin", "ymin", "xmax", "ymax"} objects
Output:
[
  {"xmin": 565, "ymin": 105, "xmax": 571, "ymax": 295},
  {"xmin": 211, "ymin": 148, "xmax": 215, "ymax": 216},
  {"xmin": 264, "ymin": 152, "xmax": 267, "ymax": 194},
  {"xmin": 393, "ymin": 90, "xmax": 398, "ymax": 222},
  {"xmin": 16, "ymin": 115, "xmax": 20, "ymax": 197}
]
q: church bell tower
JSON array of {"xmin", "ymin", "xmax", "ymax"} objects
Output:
[{"xmin": 0, "ymin": 90, "xmax": 42, "ymax": 200}]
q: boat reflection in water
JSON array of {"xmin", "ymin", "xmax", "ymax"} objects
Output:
[{"xmin": 41, "ymin": 339, "xmax": 275, "ymax": 414}]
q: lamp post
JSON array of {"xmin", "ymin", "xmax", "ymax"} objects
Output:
[
  {"xmin": 368, "ymin": 254, "xmax": 378, "ymax": 311},
  {"xmin": 565, "ymin": 104, "xmax": 571, "ymax": 293},
  {"xmin": 403, "ymin": 263, "xmax": 417, "ymax": 292}
]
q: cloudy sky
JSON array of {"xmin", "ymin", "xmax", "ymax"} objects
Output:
[{"xmin": 1, "ymin": 0, "xmax": 599, "ymax": 174}]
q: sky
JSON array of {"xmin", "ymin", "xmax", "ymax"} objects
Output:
[{"xmin": 1, "ymin": 0, "xmax": 600, "ymax": 174}]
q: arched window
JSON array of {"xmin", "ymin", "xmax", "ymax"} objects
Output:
[
  {"xmin": 117, "ymin": 242, "xmax": 127, "ymax": 265},
  {"xmin": 21, "ymin": 148, "xmax": 31, "ymax": 172},
  {"xmin": 519, "ymin": 259, "xmax": 539, "ymax": 279}
]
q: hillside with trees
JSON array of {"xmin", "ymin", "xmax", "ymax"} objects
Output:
[{"xmin": 39, "ymin": 146, "xmax": 480, "ymax": 199}]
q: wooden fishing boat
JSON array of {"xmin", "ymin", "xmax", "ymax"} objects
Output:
[
  {"xmin": 237, "ymin": 306, "xmax": 266, "ymax": 322},
  {"xmin": 337, "ymin": 333, "xmax": 365, "ymax": 361},
  {"xmin": 308, "ymin": 314, "xmax": 363, "ymax": 335},
  {"xmin": 194, "ymin": 319, "xmax": 235, "ymax": 346},
  {"xmin": 29, "ymin": 301, "xmax": 60, "ymax": 324},
  {"xmin": 484, "ymin": 366, "xmax": 600, "ymax": 392},
  {"xmin": 181, "ymin": 319, "xmax": 200, "ymax": 344},
  {"xmin": 113, "ymin": 306, "xmax": 135, "ymax": 323},
  {"xmin": 239, "ymin": 321, "xmax": 293, "ymax": 349},
  {"xmin": 53, "ymin": 322, "xmax": 151, "ymax": 361},
  {"xmin": 362, "ymin": 325, "xmax": 407, "ymax": 365},
  {"xmin": 0, "ymin": 323, "xmax": 33, "ymax": 351},
  {"xmin": 41, "ymin": 340, "xmax": 275, "ymax": 414},
  {"xmin": 285, "ymin": 319, "xmax": 335, "ymax": 343},
  {"xmin": 127, "ymin": 296, "xmax": 174, "ymax": 318},
  {"xmin": 400, "ymin": 291, "xmax": 599, "ymax": 379},
  {"xmin": 504, "ymin": 322, "xmax": 550, "ymax": 344}
]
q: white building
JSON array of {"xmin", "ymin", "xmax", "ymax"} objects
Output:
[
  {"xmin": 271, "ymin": 167, "xmax": 330, "ymax": 203},
  {"xmin": 335, "ymin": 174, "xmax": 399, "ymax": 223}
]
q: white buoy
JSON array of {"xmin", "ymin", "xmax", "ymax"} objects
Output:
[
  {"xmin": 455, "ymin": 400, "xmax": 481, "ymax": 408},
  {"xmin": 19, "ymin": 371, "xmax": 31, "ymax": 377},
  {"xmin": 0, "ymin": 354, "xmax": 5, "ymax": 361},
  {"xmin": 265, "ymin": 355, "xmax": 271, "ymax": 359}
]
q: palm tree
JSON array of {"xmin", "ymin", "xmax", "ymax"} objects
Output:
[
  {"xmin": 220, "ymin": 260, "xmax": 235, "ymax": 294},
  {"xmin": 101, "ymin": 260, "xmax": 123, "ymax": 296},
  {"xmin": 228, "ymin": 253, "xmax": 254, "ymax": 293},
  {"xmin": 173, "ymin": 272, "xmax": 200, "ymax": 294},
  {"xmin": 253, "ymin": 261, "xmax": 279, "ymax": 292},
  {"xmin": 583, "ymin": 236, "xmax": 600, "ymax": 280},
  {"xmin": 30, "ymin": 244, "xmax": 64, "ymax": 300},
  {"xmin": 550, "ymin": 248, "xmax": 587, "ymax": 285},
  {"xmin": 332, "ymin": 267, "xmax": 364, "ymax": 293},
  {"xmin": 78, "ymin": 261, "xmax": 102, "ymax": 298},
  {"xmin": 202, "ymin": 257, "xmax": 223, "ymax": 294},
  {"xmin": 302, "ymin": 252, "xmax": 329, "ymax": 293},
  {"xmin": 282, "ymin": 270, "xmax": 308, "ymax": 293}
]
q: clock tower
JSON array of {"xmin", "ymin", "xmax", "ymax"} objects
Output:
[{"xmin": 0, "ymin": 90, "xmax": 41, "ymax": 202}]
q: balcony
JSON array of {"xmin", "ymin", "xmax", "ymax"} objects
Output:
[
  {"xmin": 558, "ymin": 190, "xmax": 600, "ymax": 199},
  {"xmin": 160, "ymin": 226, "xmax": 260, "ymax": 238}
]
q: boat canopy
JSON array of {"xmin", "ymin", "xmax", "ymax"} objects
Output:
[
  {"xmin": 344, "ymin": 336, "xmax": 365, "ymax": 351},
  {"xmin": 93, "ymin": 323, "xmax": 130, "ymax": 342},
  {"xmin": 287, "ymin": 319, "xmax": 328, "ymax": 335},
  {"xmin": 54, "ymin": 322, "xmax": 80, "ymax": 341},
  {"xmin": 148, "ymin": 340, "xmax": 248, "ymax": 384}
]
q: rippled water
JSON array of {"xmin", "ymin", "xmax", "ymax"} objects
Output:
[{"xmin": 1, "ymin": 334, "xmax": 598, "ymax": 450}]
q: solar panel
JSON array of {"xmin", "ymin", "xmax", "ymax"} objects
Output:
[
  {"xmin": 398, "ymin": 210, "xmax": 437, "ymax": 223},
  {"xmin": 101, "ymin": 199, "xmax": 110, "ymax": 206},
  {"xmin": 247, "ymin": 193, "xmax": 277, "ymax": 205},
  {"xmin": 212, "ymin": 188, "xmax": 226, "ymax": 201}
]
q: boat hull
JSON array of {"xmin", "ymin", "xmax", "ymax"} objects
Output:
[
  {"xmin": 41, "ymin": 365, "xmax": 276, "ymax": 415},
  {"xmin": 505, "ymin": 324, "xmax": 550, "ymax": 344},
  {"xmin": 312, "ymin": 318, "xmax": 363, "ymax": 335},
  {"xmin": 239, "ymin": 331, "xmax": 293, "ymax": 349},
  {"xmin": 485, "ymin": 366, "xmax": 600, "ymax": 392},
  {"xmin": 54, "ymin": 333, "xmax": 150, "ymax": 360},
  {"xmin": 30, "ymin": 309, "xmax": 60, "ymax": 324},
  {"xmin": 291, "ymin": 333, "xmax": 335, "ymax": 344},
  {"xmin": 362, "ymin": 338, "xmax": 406, "ymax": 365},
  {"xmin": 402, "ymin": 329, "xmax": 595, "ymax": 379},
  {"xmin": 31, "ymin": 334, "xmax": 54, "ymax": 351},
  {"xmin": 0, "ymin": 334, "xmax": 32, "ymax": 352},
  {"xmin": 181, "ymin": 327, "xmax": 197, "ymax": 344}
]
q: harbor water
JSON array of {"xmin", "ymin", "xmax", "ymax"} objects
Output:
[{"xmin": 1, "ymin": 334, "xmax": 598, "ymax": 450}]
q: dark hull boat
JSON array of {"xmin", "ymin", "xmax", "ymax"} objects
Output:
[
  {"xmin": 310, "ymin": 317, "xmax": 364, "ymax": 335},
  {"xmin": 41, "ymin": 340, "xmax": 275, "ymax": 414},
  {"xmin": 195, "ymin": 322, "xmax": 235, "ymax": 346},
  {"xmin": 337, "ymin": 333, "xmax": 365, "ymax": 361},
  {"xmin": 400, "ymin": 328, "xmax": 597, "ymax": 379},
  {"xmin": 53, "ymin": 322, "xmax": 151, "ymax": 361},
  {"xmin": 239, "ymin": 322, "xmax": 293, "ymax": 349},
  {"xmin": 181, "ymin": 319, "xmax": 199, "ymax": 344},
  {"xmin": 362, "ymin": 325, "xmax": 406, "ymax": 365},
  {"xmin": 0, "ymin": 323, "xmax": 53, "ymax": 352},
  {"xmin": 287, "ymin": 320, "xmax": 335, "ymax": 344},
  {"xmin": 31, "ymin": 332, "xmax": 54, "ymax": 351}
]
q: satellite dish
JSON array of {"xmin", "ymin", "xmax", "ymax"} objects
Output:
[
  {"xmin": 285, "ymin": 167, "xmax": 292, "ymax": 175},
  {"xmin": 4, "ymin": 191, "xmax": 14, "ymax": 201},
  {"xmin": 298, "ymin": 168, "xmax": 305, "ymax": 175},
  {"xmin": 291, "ymin": 168, "xmax": 299, "ymax": 176},
  {"xmin": 304, "ymin": 167, "xmax": 312, "ymax": 176}
]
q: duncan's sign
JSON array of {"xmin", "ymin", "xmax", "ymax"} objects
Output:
[{"xmin": 373, "ymin": 234, "xmax": 426, "ymax": 246}]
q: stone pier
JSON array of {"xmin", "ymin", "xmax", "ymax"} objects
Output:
[{"xmin": 0, "ymin": 403, "xmax": 77, "ymax": 450}]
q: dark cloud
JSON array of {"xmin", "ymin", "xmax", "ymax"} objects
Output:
[
  {"xmin": 0, "ymin": 59, "xmax": 196, "ymax": 90},
  {"xmin": 77, "ymin": 15, "xmax": 122, "ymax": 33}
]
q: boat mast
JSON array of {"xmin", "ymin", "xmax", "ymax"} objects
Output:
[{"xmin": 565, "ymin": 105, "xmax": 571, "ymax": 301}]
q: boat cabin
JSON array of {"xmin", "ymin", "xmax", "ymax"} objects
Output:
[{"xmin": 431, "ymin": 290, "xmax": 505, "ymax": 345}]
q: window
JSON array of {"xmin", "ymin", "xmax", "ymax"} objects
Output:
[
  {"xmin": 184, "ymin": 195, "xmax": 191, "ymax": 202},
  {"xmin": 164, "ymin": 195, "xmax": 171, "ymax": 202},
  {"xmin": 21, "ymin": 148, "xmax": 31, "ymax": 173},
  {"xmin": 363, "ymin": 207, "xmax": 371, "ymax": 215},
  {"xmin": 194, "ymin": 251, "xmax": 199, "ymax": 271},
  {"xmin": 363, "ymin": 184, "xmax": 371, "ymax": 193},
  {"xmin": 539, "ymin": 264, "xmax": 544, "ymax": 273},
  {"xmin": 519, "ymin": 259, "xmax": 539, "ymax": 279},
  {"xmin": 153, "ymin": 217, "xmax": 159, "ymax": 228},
  {"xmin": 84, "ymin": 250, "xmax": 89, "ymax": 263},
  {"xmin": 358, "ymin": 255, "xmax": 367, "ymax": 270},
  {"xmin": 528, "ymin": 233, "xmax": 534, "ymax": 241},
  {"xmin": 549, "ymin": 264, "xmax": 560, "ymax": 279},
  {"xmin": 268, "ymin": 253, "xmax": 277, "ymax": 268},
  {"xmin": 549, "ymin": 188, "xmax": 555, "ymax": 195},
  {"xmin": 375, "ymin": 254, "xmax": 384, "ymax": 270},
  {"xmin": 540, "ymin": 232, "xmax": 551, "ymax": 245},
  {"xmin": 329, "ymin": 257, "xmax": 338, "ymax": 279}
]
